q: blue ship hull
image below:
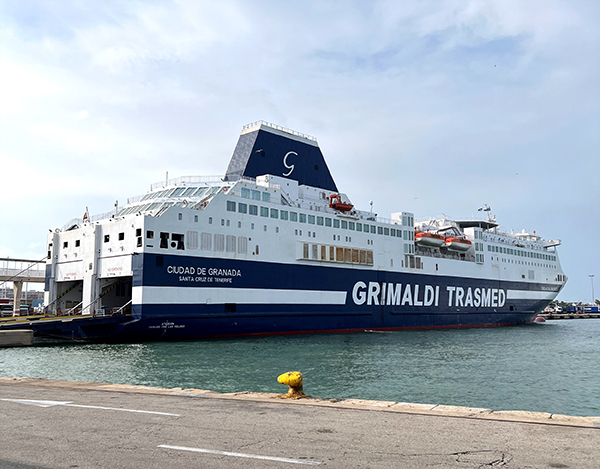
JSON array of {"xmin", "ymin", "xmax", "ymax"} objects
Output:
[{"xmin": 61, "ymin": 252, "xmax": 547, "ymax": 341}]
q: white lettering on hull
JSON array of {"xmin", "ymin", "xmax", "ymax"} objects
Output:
[{"xmin": 351, "ymin": 282, "xmax": 505, "ymax": 308}]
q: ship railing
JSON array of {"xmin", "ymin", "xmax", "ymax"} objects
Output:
[
  {"xmin": 150, "ymin": 175, "xmax": 225, "ymax": 191},
  {"xmin": 242, "ymin": 120, "xmax": 318, "ymax": 142},
  {"xmin": 64, "ymin": 301, "xmax": 84, "ymax": 316}
]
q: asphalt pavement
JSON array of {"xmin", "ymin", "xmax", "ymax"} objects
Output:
[{"xmin": 0, "ymin": 377, "xmax": 598, "ymax": 468}]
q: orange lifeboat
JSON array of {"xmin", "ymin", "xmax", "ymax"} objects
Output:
[
  {"xmin": 329, "ymin": 194, "xmax": 354, "ymax": 212},
  {"xmin": 443, "ymin": 236, "xmax": 472, "ymax": 252},
  {"xmin": 415, "ymin": 231, "xmax": 445, "ymax": 248}
]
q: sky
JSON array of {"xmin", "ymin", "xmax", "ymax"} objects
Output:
[{"xmin": 0, "ymin": 0, "xmax": 598, "ymax": 302}]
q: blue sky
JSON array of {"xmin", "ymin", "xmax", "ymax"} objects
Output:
[{"xmin": 1, "ymin": 0, "xmax": 598, "ymax": 302}]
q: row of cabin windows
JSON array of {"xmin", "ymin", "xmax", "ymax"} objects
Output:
[
  {"xmin": 240, "ymin": 188, "xmax": 270, "ymax": 202},
  {"xmin": 301, "ymin": 244, "xmax": 374, "ymax": 265},
  {"xmin": 226, "ymin": 201, "xmax": 408, "ymax": 238},
  {"xmin": 487, "ymin": 245, "xmax": 556, "ymax": 262}
]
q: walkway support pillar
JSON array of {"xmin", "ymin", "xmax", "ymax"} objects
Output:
[{"xmin": 13, "ymin": 280, "xmax": 23, "ymax": 317}]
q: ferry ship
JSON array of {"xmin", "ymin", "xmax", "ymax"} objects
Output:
[{"xmin": 43, "ymin": 121, "xmax": 567, "ymax": 340}]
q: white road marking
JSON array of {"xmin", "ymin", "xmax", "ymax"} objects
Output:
[
  {"xmin": 1, "ymin": 399, "xmax": 179, "ymax": 416},
  {"xmin": 158, "ymin": 445, "xmax": 321, "ymax": 465}
]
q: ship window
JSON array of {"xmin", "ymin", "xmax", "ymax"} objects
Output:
[
  {"xmin": 349, "ymin": 222, "xmax": 355, "ymax": 231},
  {"xmin": 352, "ymin": 249, "xmax": 359, "ymax": 263},
  {"xmin": 280, "ymin": 210, "xmax": 288, "ymax": 220},
  {"xmin": 276, "ymin": 227, "xmax": 279, "ymax": 233},
  {"xmin": 290, "ymin": 212, "xmax": 298, "ymax": 222},
  {"xmin": 186, "ymin": 231, "xmax": 198, "ymax": 249},
  {"xmin": 303, "ymin": 244, "xmax": 309, "ymax": 259},
  {"xmin": 178, "ymin": 213, "xmax": 183, "ymax": 220},
  {"xmin": 356, "ymin": 223, "xmax": 362, "ymax": 232},
  {"xmin": 221, "ymin": 219, "xmax": 225, "ymax": 226},
  {"xmin": 241, "ymin": 188, "xmax": 250, "ymax": 199},
  {"xmin": 208, "ymin": 217, "xmax": 213, "ymax": 224},
  {"xmin": 325, "ymin": 218, "xmax": 332, "ymax": 227},
  {"xmin": 317, "ymin": 216, "xmax": 324, "ymax": 226},
  {"xmin": 227, "ymin": 220, "xmax": 231, "ymax": 227},
  {"xmin": 173, "ymin": 187, "xmax": 186, "ymax": 196},
  {"xmin": 384, "ymin": 227, "xmax": 390, "ymax": 236},
  {"xmin": 270, "ymin": 209, "xmax": 279, "ymax": 219},
  {"xmin": 201, "ymin": 233, "xmax": 212, "ymax": 250},
  {"xmin": 251, "ymin": 190, "xmax": 261, "ymax": 200},
  {"xmin": 214, "ymin": 234, "xmax": 225, "ymax": 251},
  {"xmin": 377, "ymin": 226, "xmax": 383, "ymax": 235},
  {"xmin": 172, "ymin": 233, "xmax": 185, "ymax": 250},
  {"xmin": 194, "ymin": 215, "xmax": 198, "ymax": 222},
  {"xmin": 391, "ymin": 228, "xmax": 396, "ymax": 236},
  {"xmin": 238, "ymin": 203, "xmax": 247, "ymax": 214},
  {"xmin": 75, "ymin": 240, "xmax": 80, "ymax": 247},
  {"xmin": 226, "ymin": 235, "xmax": 236, "ymax": 252},
  {"xmin": 262, "ymin": 192, "xmax": 270, "ymax": 202},
  {"xmin": 255, "ymin": 245, "xmax": 259, "ymax": 255},
  {"xmin": 238, "ymin": 221, "xmax": 241, "ymax": 228},
  {"xmin": 160, "ymin": 232, "xmax": 169, "ymax": 249},
  {"xmin": 333, "ymin": 219, "xmax": 340, "ymax": 228},
  {"xmin": 227, "ymin": 201, "xmax": 236, "ymax": 212},
  {"xmin": 263, "ymin": 225, "xmax": 267, "ymax": 231},
  {"xmin": 312, "ymin": 244, "xmax": 319, "ymax": 260},
  {"xmin": 182, "ymin": 187, "xmax": 196, "ymax": 197},
  {"xmin": 63, "ymin": 241, "xmax": 68, "ymax": 248},
  {"xmin": 329, "ymin": 246, "xmax": 335, "ymax": 261},
  {"xmin": 371, "ymin": 226, "xmax": 376, "ymax": 234},
  {"xmin": 336, "ymin": 247, "xmax": 344, "ymax": 262},
  {"xmin": 260, "ymin": 207, "xmax": 269, "ymax": 217},
  {"xmin": 308, "ymin": 215, "xmax": 315, "ymax": 224},
  {"xmin": 249, "ymin": 205, "xmax": 258, "ymax": 216},
  {"xmin": 341, "ymin": 221, "xmax": 348, "ymax": 229},
  {"xmin": 104, "ymin": 235, "xmax": 110, "ymax": 243},
  {"xmin": 251, "ymin": 223, "xmax": 255, "ymax": 230},
  {"xmin": 299, "ymin": 213, "xmax": 307, "ymax": 223},
  {"xmin": 118, "ymin": 232, "xmax": 125, "ymax": 241},
  {"xmin": 238, "ymin": 237, "xmax": 248, "ymax": 253}
]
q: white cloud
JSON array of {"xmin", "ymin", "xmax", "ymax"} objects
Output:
[{"xmin": 0, "ymin": 0, "xmax": 598, "ymax": 301}]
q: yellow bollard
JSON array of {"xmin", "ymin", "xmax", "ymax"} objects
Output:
[{"xmin": 276, "ymin": 371, "xmax": 308, "ymax": 399}]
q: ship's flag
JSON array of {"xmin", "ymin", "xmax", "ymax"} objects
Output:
[{"xmin": 83, "ymin": 206, "xmax": 90, "ymax": 223}]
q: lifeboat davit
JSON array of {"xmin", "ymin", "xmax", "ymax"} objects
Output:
[
  {"xmin": 329, "ymin": 194, "xmax": 354, "ymax": 212},
  {"xmin": 415, "ymin": 231, "xmax": 445, "ymax": 248},
  {"xmin": 443, "ymin": 236, "xmax": 472, "ymax": 251}
]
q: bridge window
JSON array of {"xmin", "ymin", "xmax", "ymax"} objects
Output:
[
  {"xmin": 262, "ymin": 192, "xmax": 270, "ymax": 202},
  {"xmin": 333, "ymin": 220, "xmax": 340, "ymax": 228},
  {"xmin": 308, "ymin": 215, "xmax": 315, "ymax": 224},
  {"xmin": 241, "ymin": 188, "xmax": 250, "ymax": 199},
  {"xmin": 299, "ymin": 213, "xmax": 307, "ymax": 223},
  {"xmin": 104, "ymin": 235, "xmax": 110, "ymax": 243},
  {"xmin": 118, "ymin": 232, "xmax": 125, "ymax": 241},
  {"xmin": 252, "ymin": 190, "xmax": 261, "ymax": 200},
  {"xmin": 160, "ymin": 232, "xmax": 169, "ymax": 249},
  {"xmin": 290, "ymin": 212, "xmax": 298, "ymax": 222},
  {"xmin": 325, "ymin": 218, "xmax": 332, "ymax": 227},
  {"xmin": 75, "ymin": 240, "xmax": 80, "ymax": 247},
  {"xmin": 63, "ymin": 241, "xmax": 68, "ymax": 248},
  {"xmin": 280, "ymin": 210, "xmax": 288, "ymax": 220}
]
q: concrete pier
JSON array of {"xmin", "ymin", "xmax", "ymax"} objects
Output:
[
  {"xmin": 0, "ymin": 329, "xmax": 33, "ymax": 347},
  {"xmin": 0, "ymin": 377, "xmax": 598, "ymax": 468}
]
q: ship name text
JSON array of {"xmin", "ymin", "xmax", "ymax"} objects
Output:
[{"xmin": 352, "ymin": 281, "xmax": 506, "ymax": 308}]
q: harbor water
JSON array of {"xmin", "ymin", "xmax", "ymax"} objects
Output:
[{"xmin": 1, "ymin": 319, "xmax": 599, "ymax": 417}]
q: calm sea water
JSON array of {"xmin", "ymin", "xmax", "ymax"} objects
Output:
[{"xmin": 1, "ymin": 320, "xmax": 599, "ymax": 417}]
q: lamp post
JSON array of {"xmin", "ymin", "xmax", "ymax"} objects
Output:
[{"xmin": 590, "ymin": 275, "xmax": 595, "ymax": 305}]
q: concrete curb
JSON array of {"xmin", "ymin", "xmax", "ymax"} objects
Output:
[{"xmin": 2, "ymin": 376, "xmax": 599, "ymax": 429}]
